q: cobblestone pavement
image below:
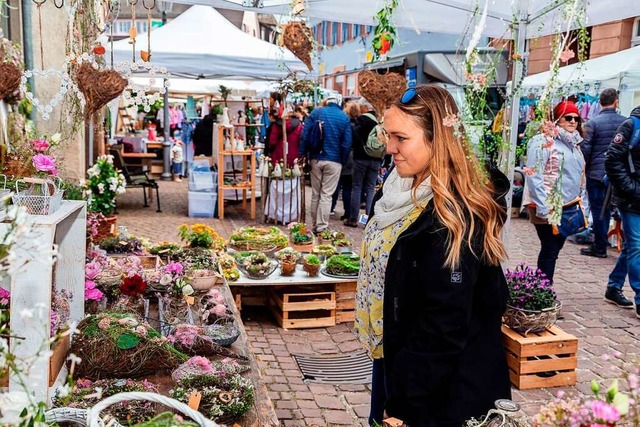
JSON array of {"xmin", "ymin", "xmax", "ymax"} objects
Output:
[{"xmin": 117, "ymin": 180, "xmax": 640, "ymax": 426}]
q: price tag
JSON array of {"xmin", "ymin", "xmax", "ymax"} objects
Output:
[
  {"xmin": 184, "ymin": 296, "xmax": 195, "ymax": 305},
  {"xmin": 187, "ymin": 391, "xmax": 202, "ymax": 411}
]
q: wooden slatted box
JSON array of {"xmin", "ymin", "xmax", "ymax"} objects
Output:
[
  {"xmin": 335, "ymin": 282, "xmax": 357, "ymax": 324},
  {"xmin": 269, "ymin": 287, "xmax": 336, "ymax": 329},
  {"xmin": 502, "ymin": 325, "xmax": 578, "ymax": 390}
]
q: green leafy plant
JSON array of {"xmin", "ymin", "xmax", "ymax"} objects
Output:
[
  {"xmin": 178, "ymin": 223, "xmax": 226, "ymax": 250},
  {"xmin": 303, "ymin": 254, "xmax": 320, "ymax": 266},
  {"xmin": 325, "ymin": 254, "xmax": 360, "ymax": 276},
  {"xmin": 371, "ymin": 0, "xmax": 399, "ymax": 61},
  {"xmin": 85, "ymin": 155, "xmax": 126, "ymax": 217}
]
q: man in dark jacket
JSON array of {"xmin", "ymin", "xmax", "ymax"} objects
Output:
[
  {"xmin": 604, "ymin": 106, "xmax": 640, "ymax": 315},
  {"xmin": 300, "ymin": 97, "xmax": 352, "ymax": 233},
  {"xmin": 192, "ymin": 112, "xmax": 216, "ymax": 157},
  {"xmin": 580, "ymin": 88, "xmax": 626, "ymax": 259},
  {"xmin": 344, "ymin": 100, "xmax": 380, "ymax": 227}
]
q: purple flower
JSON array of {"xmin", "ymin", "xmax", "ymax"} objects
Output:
[
  {"xmin": 0, "ymin": 288, "xmax": 9, "ymax": 300},
  {"xmin": 85, "ymin": 262, "xmax": 101, "ymax": 280},
  {"xmin": 85, "ymin": 280, "xmax": 104, "ymax": 301},
  {"xmin": 32, "ymin": 154, "xmax": 57, "ymax": 173}
]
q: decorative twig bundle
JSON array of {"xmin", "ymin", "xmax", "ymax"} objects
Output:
[
  {"xmin": 0, "ymin": 63, "xmax": 21, "ymax": 101},
  {"xmin": 357, "ymin": 69, "xmax": 406, "ymax": 119},
  {"xmin": 76, "ymin": 62, "xmax": 127, "ymax": 117},
  {"xmin": 282, "ymin": 22, "xmax": 314, "ymax": 71}
]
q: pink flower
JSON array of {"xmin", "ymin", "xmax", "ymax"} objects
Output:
[
  {"xmin": 165, "ymin": 262, "xmax": 183, "ymax": 276},
  {"xmin": 212, "ymin": 303, "xmax": 227, "ymax": 317},
  {"xmin": 97, "ymin": 317, "xmax": 111, "ymax": 330},
  {"xmin": 84, "ymin": 280, "xmax": 104, "ymax": 301},
  {"xmin": 76, "ymin": 379, "xmax": 92, "ymax": 388},
  {"xmin": 187, "ymin": 356, "xmax": 213, "ymax": 372},
  {"xmin": 560, "ymin": 48, "xmax": 575, "ymax": 63},
  {"xmin": 32, "ymin": 154, "xmax": 57, "ymax": 173},
  {"xmin": 32, "ymin": 139, "xmax": 50, "ymax": 152},
  {"xmin": 590, "ymin": 400, "xmax": 620, "ymax": 423},
  {"xmin": 85, "ymin": 262, "xmax": 101, "ymax": 280},
  {"xmin": 0, "ymin": 288, "xmax": 9, "ymax": 300},
  {"xmin": 0, "ymin": 298, "xmax": 8, "ymax": 306},
  {"xmin": 135, "ymin": 325, "xmax": 148, "ymax": 336},
  {"xmin": 442, "ymin": 113, "xmax": 459, "ymax": 128}
]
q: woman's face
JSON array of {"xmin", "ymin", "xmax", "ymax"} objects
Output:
[
  {"xmin": 383, "ymin": 106, "xmax": 432, "ymax": 177},
  {"xmin": 557, "ymin": 113, "xmax": 580, "ymax": 133}
]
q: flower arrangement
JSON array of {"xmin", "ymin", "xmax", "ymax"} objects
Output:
[
  {"xmin": 167, "ymin": 324, "xmax": 217, "ymax": 356},
  {"xmin": 170, "ymin": 372, "xmax": 254, "ymax": 423},
  {"xmin": 228, "ymin": 226, "xmax": 288, "ymax": 251},
  {"xmin": 505, "ymin": 262, "xmax": 556, "ymax": 311},
  {"xmin": 30, "ymin": 133, "xmax": 61, "ymax": 178},
  {"xmin": 163, "ymin": 262, "xmax": 194, "ymax": 297},
  {"xmin": 178, "ymin": 223, "xmax": 226, "ymax": 251},
  {"xmin": 86, "ymin": 212, "xmax": 105, "ymax": 241},
  {"xmin": 172, "ymin": 356, "xmax": 249, "ymax": 383},
  {"xmin": 238, "ymin": 252, "xmax": 275, "ymax": 278},
  {"xmin": 200, "ymin": 288, "xmax": 232, "ymax": 325},
  {"xmin": 0, "ymin": 287, "xmax": 10, "ymax": 328},
  {"xmin": 313, "ymin": 244, "xmax": 337, "ymax": 258},
  {"xmin": 149, "ymin": 241, "xmax": 182, "ymax": 258},
  {"xmin": 71, "ymin": 312, "xmax": 186, "ymax": 379},
  {"xmin": 84, "ymin": 154, "xmax": 126, "ymax": 217},
  {"xmin": 218, "ymin": 254, "xmax": 240, "ymax": 282},
  {"xmin": 174, "ymin": 247, "xmax": 217, "ymax": 271},
  {"xmin": 52, "ymin": 378, "xmax": 159, "ymax": 424},
  {"xmin": 50, "ymin": 289, "xmax": 72, "ymax": 337},
  {"xmin": 98, "ymin": 235, "xmax": 144, "ymax": 254},
  {"xmin": 288, "ymin": 222, "xmax": 313, "ymax": 245}
]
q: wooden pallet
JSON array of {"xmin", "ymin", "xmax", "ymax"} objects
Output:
[
  {"xmin": 269, "ymin": 289, "xmax": 336, "ymax": 329},
  {"xmin": 335, "ymin": 282, "xmax": 356, "ymax": 324},
  {"xmin": 502, "ymin": 325, "xmax": 578, "ymax": 390}
]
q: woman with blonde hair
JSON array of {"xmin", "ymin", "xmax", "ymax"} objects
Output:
[{"xmin": 355, "ymin": 84, "xmax": 511, "ymax": 426}]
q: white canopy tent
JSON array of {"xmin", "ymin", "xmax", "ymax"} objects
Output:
[
  {"xmin": 174, "ymin": 0, "xmax": 640, "ymax": 39},
  {"xmin": 130, "ymin": 77, "xmax": 275, "ymax": 96},
  {"xmin": 519, "ymin": 45, "xmax": 640, "ymax": 115},
  {"xmin": 109, "ymin": 5, "xmax": 307, "ymax": 80}
]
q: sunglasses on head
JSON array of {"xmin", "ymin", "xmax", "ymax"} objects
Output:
[
  {"xmin": 563, "ymin": 115, "xmax": 581, "ymax": 123},
  {"xmin": 401, "ymin": 82, "xmax": 419, "ymax": 104}
]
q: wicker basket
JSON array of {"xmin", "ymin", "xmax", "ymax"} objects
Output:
[
  {"xmin": 357, "ymin": 69, "xmax": 407, "ymax": 120},
  {"xmin": 12, "ymin": 177, "xmax": 64, "ymax": 215},
  {"xmin": 0, "ymin": 62, "xmax": 21, "ymax": 101},
  {"xmin": 503, "ymin": 301, "xmax": 563, "ymax": 334}
]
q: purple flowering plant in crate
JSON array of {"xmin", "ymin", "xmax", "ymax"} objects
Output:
[{"xmin": 505, "ymin": 262, "xmax": 557, "ymax": 311}]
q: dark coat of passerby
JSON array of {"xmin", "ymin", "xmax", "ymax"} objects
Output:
[
  {"xmin": 192, "ymin": 112, "xmax": 216, "ymax": 157},
  {"xmin": 580, "ymin": 88, "xmax": 626, "ymax": 258},
  {"xmin": 603, "ymin": 105, "xmax": 640, "ymax": 313}
]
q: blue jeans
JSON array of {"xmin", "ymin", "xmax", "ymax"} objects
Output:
[
  {"xmin": 607, "ymin": 209, "xmax": 640, "ymax": 304},
  {"xmin": 350, "ymin": 159, "xmax": 380, "ymax": 221},
  {"xmin": 586, "ymin": 177, "xmax": 611, "ymax": 253},
  {"xmin": 369, "ymin": 358, "xmax": 386, "ymax": 426},
  {"xmin": 534, "ymin": 223, "xmax": 567, "ymax": 284}
]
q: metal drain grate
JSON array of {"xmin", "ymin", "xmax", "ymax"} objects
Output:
[{"xmin": 293, "ymin": 351, "xmax": 373, "ymax": 384}]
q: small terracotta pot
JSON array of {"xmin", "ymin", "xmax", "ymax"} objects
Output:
[
  {"xmin": 303, "ymin": 263, "xmax": 320, "ymax": 277},
  {"xmin": 280, "ymin": 261, "xmax": 297, "ymax": 276}
]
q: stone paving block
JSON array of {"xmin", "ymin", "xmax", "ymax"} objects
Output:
[
  {"xmin": 297, "ymin": 399, "xmax": 319, "ymax": 409},
  {"xmin": 338, "ymin": 384, "xmax": 368, "ymax": 392},
  {"xmin": 276, "ymin": 400, "xmax": 299, "ymax": 410},
  {"xmin": 314, "ymin": 395, "xmax": 344, "ymax": 409},
  {"xmin": 323, "ymin": 410, "xmax": 357, "ymax": 425},
  {"xmin": 299, "ymin": 409, "xmax": 323, "ymax": 418},
  {"xmin": 293, "ymin": 391, "xmax": 314, "ymax": 400},
  {"xmin": 344, "ymin": 393, "xmax": 370, "ymax": 405},
  {"xmin": 308, "ymin": 383, "xmax": 339, "ymax": 395},
  {"xmin": 275, "ymin": 409, "xmax": 293, "ymax": 420},
  {"xmin": 303, "ymin": 418, "xmax": 326, "ymax": 426},
  {"xmin": 353, "ymin": 404, "xmax": 370, "ymax": 418}
]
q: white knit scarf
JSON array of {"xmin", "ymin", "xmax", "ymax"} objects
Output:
[{"xmin": 372, "ymin": 168, "xmax": 434, "ymax": 229}]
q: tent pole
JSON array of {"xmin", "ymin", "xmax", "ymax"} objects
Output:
[
  {"xmin": 504, "ymin": 13, "xmax": 527, "ymax": 245},
  {"xmin": 161, "ymin": 82, "xmax": 172, "ymax": 181}
]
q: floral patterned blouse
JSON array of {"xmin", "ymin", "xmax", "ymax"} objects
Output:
[{"xmin": 355, "ymin": 207, "xmax": 423, "ymax": 359}]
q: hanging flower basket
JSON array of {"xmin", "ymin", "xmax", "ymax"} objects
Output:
[
  {"xmin": 12, "ymin": 177, "xmax": 64, "ymax": 215},
  {"xmin": 0, "ymin": 63, "xmax": 21, "ymax": 101},
  {"xmin": 503, "ymin": 301, "xmax": 563, "ymax": 334},
  {"xmin": 282, "ymin": 21, "xmax": 314, "ymax": 71},
  {"xmin": 76, "ymin": 62, "xmax": 127, "ymax": 118},
  {"xmin": 357, "ymin": 69, "xmax": 406, "ymax": 119}
]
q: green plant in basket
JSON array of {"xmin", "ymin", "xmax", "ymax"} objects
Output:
[
  {"xmin": 313, "ymin": 244, "xmax": 336, "ymax": 258},
  {"xmin": 173, "ymin": 247, "xmax": 218, "ymax": 271},
  {"xmin": 240, "ymin": 252, "xmax": 273, "ymax": 277},
  {"xmin": 228, "ymin": 226, "xmax": 288, "ymax": 250},
  {"xmin": 288, "ymin": 222, "xmax": 313, "ymax": 245},
  {"xmin": 85, "ymin": 154, "xmax": 127, "ymax": 217},
  {"xmin": 149, "ymin": 241, "xmax": 182, "ymax": 257},
  {"xmin": 303, "ymin": 254, "xmax": 320, "ymax": 266},
  {"xmin": 275, "ymin": 247, "xmax": 300, "ymax": 264}
]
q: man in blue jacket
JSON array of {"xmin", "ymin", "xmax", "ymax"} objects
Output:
[
  {"xmin": 580, "ymin": 88, "xmax": 626, "ymax": 259},
  {"xmin": 300, "ymin": 97, "xmax": 352, "ymax": 233}
]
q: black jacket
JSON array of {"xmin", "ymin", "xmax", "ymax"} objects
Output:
[
  {"xmin": 605, "ymin": 106, "xmax": 640, "ymax": 214},
  {"xmin": 581, "ymin": 108, "xmax": 627, "ymax": 181},
  {"xmin": 352, "ymin": 111, "xmax": 379, "ymax": 161},
  {"xmin": 372, "ymin": 186, "xmax": 511, "ymax": 426},
  {"xmin": 193, "ymin": 114, "xmax": 215, "ymax": 156}
]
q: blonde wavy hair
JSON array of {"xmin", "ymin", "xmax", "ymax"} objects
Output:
[{"xmin": 391, "ymin": 84, "xmax": 507, "ymax": 268}]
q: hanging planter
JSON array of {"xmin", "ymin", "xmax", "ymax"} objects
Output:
[
  {"xmin": 76, "ymin": 62, "xmax": 127, "ymax": 118},
  {"xmin": 357, "ymin": 69, "xmax": 406, "ymax": 119},
  {"xmin": 282, "ymin": 21, "xmax": 314, "ymax": 71}
]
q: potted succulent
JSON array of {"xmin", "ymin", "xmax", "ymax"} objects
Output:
[
  {"xmin": 333, "ymin": 238, "xmax": 353, "ymax": 253},
  {"xmin": 503, "ymin": 262, "xmax": 561, "ymax": 334},
  {"xmin": 288, "ymin": 222, "xmax": 314, "ymax": 253},
  {"xmin": 312, "ymin": 244, "xmax": 336, "ymax": 262},
  {"xmin": 302, "ymin": 254, "xmax": 321, "ymax": 277},
  {"xmin": 276, "ymin": 248, "xmax": 300, "ymax": 276},
  {"xmin": 239, "ymin": 252, "xmax": 276, "ymax": 280},
  {"xmin": 177, "ymin": 247, "xmax": 221, "ymax": 290},
  {"xmin": 318, "ymin": 230, "xmax": 334, "ymax": 245}
]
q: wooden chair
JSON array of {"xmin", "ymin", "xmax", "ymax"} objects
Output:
[{"xmin": 109, "ymin": 147, "xmax": 162, "ymax": 212}]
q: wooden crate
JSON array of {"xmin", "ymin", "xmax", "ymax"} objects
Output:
[
  {"xmin": 269, "ymin": 289, "xmax": 336, "ymax": 329},
  {"xmin": 502, "ymin": 325, "xmax": 578, "ymax": 390},
  {"xmin": 335, "ymin": 282, "xmax": 357, "ymax": 324}
]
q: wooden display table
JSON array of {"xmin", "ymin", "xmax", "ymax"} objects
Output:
[{"xmin": 230, "ymin": 267, "xmax": 357, "ymax": 329}]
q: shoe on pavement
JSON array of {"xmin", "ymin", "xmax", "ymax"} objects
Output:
[
  {"xmin": 343, "ymin": 218, "xmax": 358, "ymax": 228},
  {"xmin": 330, "ymin": 210, "xmax": 335, "ymax": 216},
  {"xmin": 636, "ymin": 305, "xmax": 640, "ymax": 319},
  {"xmin": 605, "ymin": 288, "xmax": 634, "ymax": 309},
  {"xmin": 580, "ymin": 247, "xmax": 607, "ymax": 258}
]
